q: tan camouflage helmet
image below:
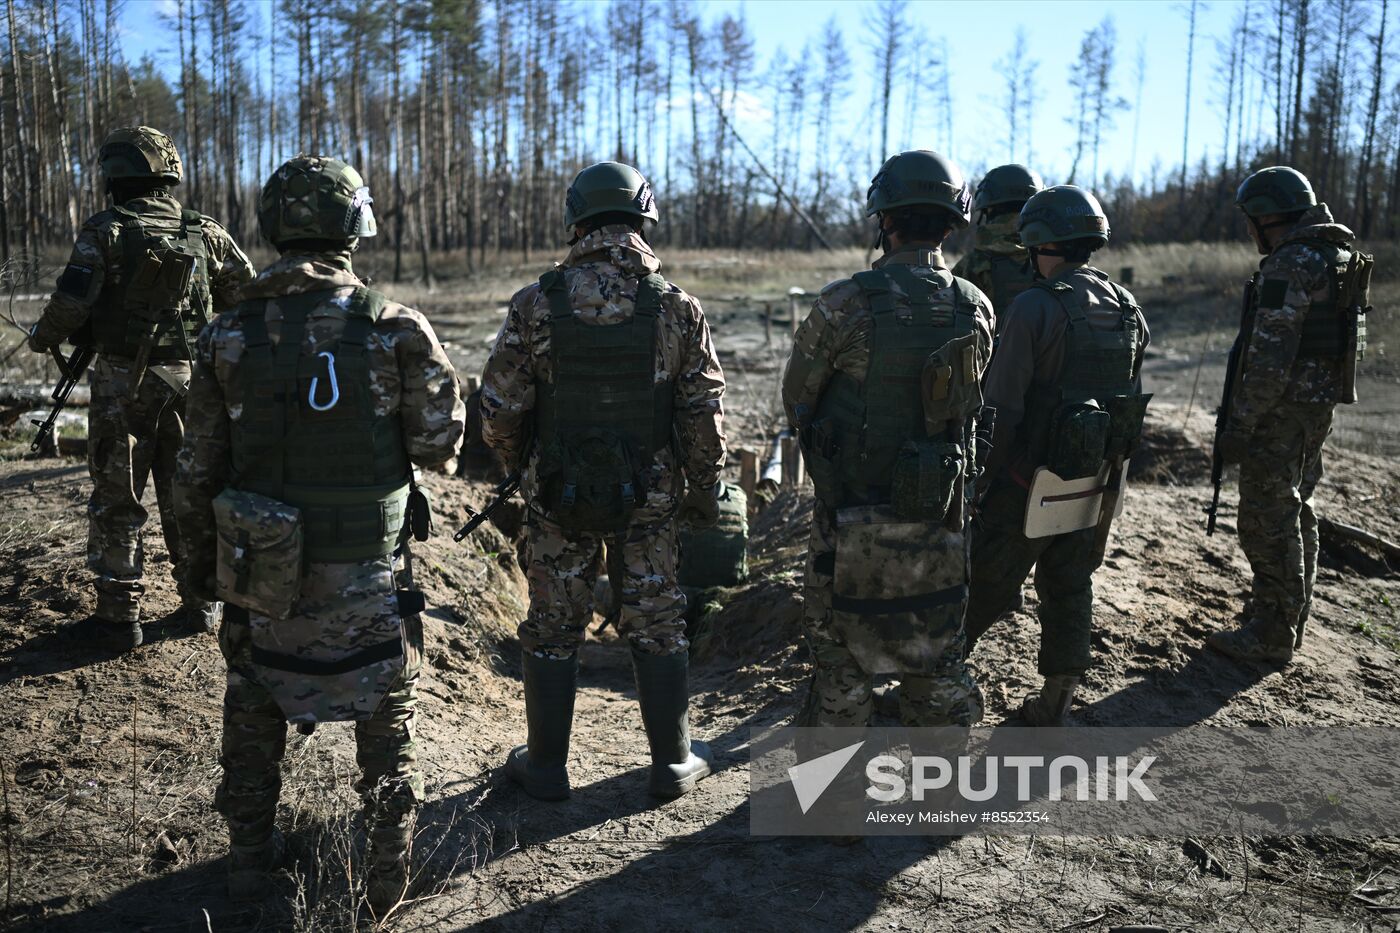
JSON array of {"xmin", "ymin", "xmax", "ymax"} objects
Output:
[
  {"xmin": 258, "ymin": 155, "xmax": 377, "ymax": 246},
  {"xmin": 99, "ymin": 126, "xmax": 182, "ymax": 184}
]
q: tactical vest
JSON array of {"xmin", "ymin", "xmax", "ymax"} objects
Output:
[
  {"xmin": 809, "ymin": 264, "xmax": 981, "ymax": 509},
  {"xmin": 981, "ymin": 250, "xmax": 1036, "ymax": 321},
  {"xmin": 1022, "ymin": 275, "xmax": 1147, "ymax": 479},
  {"xmin": 533, "ymin": 269, "xmax": 675, "ymax": 533},
  {"xmin": 1261, "ymin": 237, "xmax": 1369, "ymax": 361},
  {"xmin": 92, "ymin": 206, "xmax": 212, "ymax": 360},
  {"xmin": 230, "ymin": 287, "xmax": 411, "ymax": 562}
]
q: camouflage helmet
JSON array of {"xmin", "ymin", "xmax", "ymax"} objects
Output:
[
  {"xmin": 99, "ymin": 126, "xmax": 182, "ymax": 184},
  {"xmin": 1018, "ymin": 185, "xmax": 1110, "ymax": 248},
  {"xmin": 865, "ymin": 150, "xmax": 972, "ymax": 227},
  {"xmin": 1235, "ymin": 166, "xmax": 1316, "ymax": 217},
  {"xmin": 564, "ymin": 161, "xmax": 659, "ymax": 228},
  {"xmin": 257, "ymin": 155, "xmax": 377, "ymax": 247},
  {"xmin": 973, "ymin": 164, "xmax": 1044, "ymax": 211}
]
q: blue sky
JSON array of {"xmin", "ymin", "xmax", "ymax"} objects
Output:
[{"xmin": 116, "ymin": 0, "xmax": 1246, "ymax": 189}]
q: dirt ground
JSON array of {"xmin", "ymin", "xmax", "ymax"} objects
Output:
[{"xmin": 2, "ymin": 246, "xmax": 1400, "ymax": 932}]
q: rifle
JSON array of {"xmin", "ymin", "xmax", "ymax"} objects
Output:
[
  {"xmin": 1206, "ymin": 276, "xmax": 1257, "ymax": 536},
  {"xmin": 453, "ymin": 471, "xmax": 521, "ymax": 542},
  {"xmin": 31, "ymin": 342, "xmax": 97, "ymax": 453}
]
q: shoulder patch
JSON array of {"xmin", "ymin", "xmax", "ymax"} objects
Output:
[
  {"xmin": 57, "ymin": 263, "xmax": 95, "ymax": 299},
  {"xmin": 1259, "ymin": 278, "xmax": 1289, "ymax": 309}
]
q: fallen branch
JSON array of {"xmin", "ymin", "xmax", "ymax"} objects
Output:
[{"xmin": 1318, "ymin": 517, "xmax": 1400, "ymax": 566}]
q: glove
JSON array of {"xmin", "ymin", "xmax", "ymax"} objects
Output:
[
  {"xmin": 679, "ymin": 481, "xmax": 723, "ymax": 529},
  {"xmin": 1216, "ymin": 425, "xmax": 1253, "ymax": 466},
  {"xmin": 184, "ymin": 555, "xmax": 219, "ymax": 604},
  {"xmin": 27, "ymin": 323, "xmax": 52, "ymax": 354}
]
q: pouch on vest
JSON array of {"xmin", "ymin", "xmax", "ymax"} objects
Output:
[
  {"xmin": 540, "ymin": 429, "xmax": 644, "ymax": 534},
  {"xmin": 920, "ymin": 331, "xmax": 985, "ymax": 431},
  {"xmin": 1104, "ymin": 393, "xmax": 1152, "ymax": 459},
  {"xmin": 800, "ymin": 417, "xmax": 840, "ymax": 501},
  {"xmin": 830, "ymin": 506, "xmax": 967, "ymax": 675},
  {"xmin": 1047, "ymin": 400, "xmax": 1110, "ymax": 480},
  {"xmin": 213, "ymin": 488, "xmax": 304, "ymax": 620},
  {"xmin": 890, "ymin": 440, "xmax": 962, "ymax": 522},
  {"xmin": 678, "ymin": 483, "xmax": 749, "ymax": 588}
]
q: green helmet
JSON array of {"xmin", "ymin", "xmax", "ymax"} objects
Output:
[
  {"xmin": 99, "ymin": 126, "xmax": 182, "ymax": 185},
  {"xmin": 1018, "ymin": 185, "xmax": 1110, "ymax": 248},
  {"xmin": 865, "ymin": 150, "xmax": 971, "ymax": 227},
  {"xmin": 257, "ymin": 155, "xmax": 377, "ymax": 247},
  {"xmin": 564, "ymin": 161, "xmax": 659, "ymax": 228},
  {"xmin": 1235, "ymin": 166, "xmax": 1316, "ymax": 217},
  {"xmin": 973, "ymin": 164, "xmax": 1044, "ymax": 211}
]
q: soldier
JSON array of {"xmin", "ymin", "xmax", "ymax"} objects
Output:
[
  {"xmin": 173, "ymin": 156, "xmax": 464, "ymax": 919},
  {"xmin": 480, "ymin": 162, "xmax": 725, "ymax": 801},
  {"xmin": 782, "ymin": 150, "xmax": 992, "ymax": 729},
  {"xmin": 952, "ymin": 163, "xmax": 1044, "ymax": 325},
  {"xmin": 28, "ymin": 126, "xmax": 255, "ymax": 651},
  {"xmin": 965, "ymin": 186, "xmax": 1150, "ymax": 725},
  {"xmin": 1208, "ymin": 167, "xmax": 1369, "ymax": 664}
]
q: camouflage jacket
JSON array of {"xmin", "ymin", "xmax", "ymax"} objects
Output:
[
  {"xmin": 982, "ymin": 262, "xmax": 1150, "ymax": 479},
  {"xmin": 1231, "ymin": 203, "xmax": 1353, "ymax": 432},
  {"xmin": 951, "ymin": 214, "xmax": 1033, "ymax": 315},
  {"xmin": 781, "ymin": 244, "xmax": 996, "ymax": 432},
  {"xmin": 174, "ymin": 251, "xmax": 465, "ymax": 571},
  {"xmin": 31, "ymin": 195, "xmax": 255, "ymax": 352},
  {"xmin": 479, "ymin": 225, "xmax": 727, "ymax": 509}
]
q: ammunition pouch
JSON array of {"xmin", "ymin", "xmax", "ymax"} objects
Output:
[
  {"xmin": 890, "ymin": 440, "xmax": 962, "ymax": 522},
  {"xmin": 539, "ymin": 429, "xmax": 645, "ymax": 535},
  {"xmin": 1047, "ymin": 400, "xmax": 1110, "ymax": 480},
  {"xmin": 213, "ymin": 488, "xmax": 305, "ymax": 620}
]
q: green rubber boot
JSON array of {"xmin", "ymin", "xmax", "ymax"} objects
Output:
[
  {"xmin": 632, "ymin": 649, "xmax": 713, "ymax": 799},
  {"xmin": 504, "ymin": 652, "xmax": 578, "ymax": 801}
]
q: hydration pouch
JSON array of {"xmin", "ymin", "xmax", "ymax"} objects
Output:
[
  {"xmin": 890, "ymin": 440, "xmax": 963, "ymax": 522},
  {"xmin": 1047, "ymin": 400, "xmax": 1111, "ymax": 480},
  {"xmin": 213, "ymin": 488, "xmax": 305, "ymax": 620},
  {"xmin": 1103, "ymin": 393, "xmax": 1152, "ymax": 459},
  {"xmin": 540, "ymin": 430, "xmax": 644, "ymax": 534}
]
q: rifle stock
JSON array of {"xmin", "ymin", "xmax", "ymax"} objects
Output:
[{"xmin": 453, "ymin": 471, "xmax": 521, "ymax": 542}]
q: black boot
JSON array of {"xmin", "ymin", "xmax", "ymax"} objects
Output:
[
  {"xmin": 632, "ymin": 649, "xmax": 713, "ymax": 799},
  {"xmin": 67, "ymin": 614, "xmax": 142, "ymax": 653},
  {"xmin": 504, "ymin": 652, "xmax": 578, "ymax": 801}
]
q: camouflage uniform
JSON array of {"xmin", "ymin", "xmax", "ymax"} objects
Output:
[
  {"xmin": 31, "ymin": 196, "xmax": 254, "ymax": 623},
  {"xmin": 951, "ymin": 213, "xmax": 1037, "ymax": 325},
  {"xmin": 479, "ymin": 225, "xmax": 726, "ymax": 660},
  {"xmin": 967, "ymin": 263, "xmax": 1150, "ymax": 677},
  {"xmin": 1221, "ymin": 204, "xmax": 1352, "ymax": 652},
  {"xmin": 173, "ymin": 251, "xmax": 463, "ymax": 875},
  {"xmin": 782, "ymin": 246, "xmax": 994, "ymax": 727}
]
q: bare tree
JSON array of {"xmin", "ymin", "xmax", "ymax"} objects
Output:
[{"xmin": 867, "ymin": 0, "xmax": 906, "ymax": 161}]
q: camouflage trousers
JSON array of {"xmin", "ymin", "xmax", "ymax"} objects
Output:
[
  {"xmin": 1236, "ymin": 400, "xmax": 1334, "ymax": 646},
  {"xmin": 214, "ymin": 604, "xmax": 424, "ymax": 848},
  {"xmin": 965, "ymin": 477, "xmax": 1103, "ymax": 677},
  {"xmin": 798, "ymin": 501, "xmax": 982, "ymax": 728},
  {"xmin": 85, "ymin": 356, "xmax": 201, "ymax": 622},
  {"xmin": 519, "ymin": 505, "xmax": 688, "ymax": 659}
]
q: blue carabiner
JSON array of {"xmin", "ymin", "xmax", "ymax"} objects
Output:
[{"xmin": 308, "ymin": 351, "xmax": 340, "ymax": 412}]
